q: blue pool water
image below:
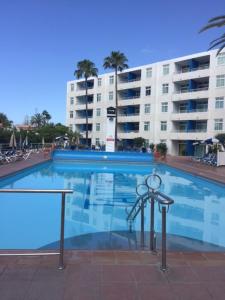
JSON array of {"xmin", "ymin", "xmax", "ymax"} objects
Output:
[{"xmin": 0, "ymin": 160, "xmax": 225, "ymax": 249}]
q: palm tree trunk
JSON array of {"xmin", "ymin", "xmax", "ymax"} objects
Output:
[
  {"xmin": 115, "ymin": 68, "xmax": 118, "ymax": 151},
  {"xmin": 85, "ymin": 77, "xmax": 88, "ymax": 147}
]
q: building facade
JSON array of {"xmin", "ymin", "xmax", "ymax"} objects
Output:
[{"xmin": 66, "ymin": 50, "xmax": 225, "ymax": 155}]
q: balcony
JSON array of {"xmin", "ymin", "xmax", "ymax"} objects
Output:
[
  {"xmin": 118, "ymin": 70, "xmax": 141, "ymax": 88},
  {"xmin": 173, "ymin": 87, "xmax": 209, "ymax": 101},
  {"xmin": 118, "ymin": 113, "xmax": 140, "ymax": 122},
  {"xmin": 170, "ymin": 129, "xmax": 208, "ymax": 140},
  {"xmin": 75, "ymin": 116, "xmax": 93, "ymax": 124},
  {"xmin": 171, "ymin": 108, "xmax": 208, "ymax": 121},
  {"xmin": 118, "ymin": 131, "xmax": 140, "ymax": 139}
]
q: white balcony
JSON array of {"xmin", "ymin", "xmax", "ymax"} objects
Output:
[
  {"xmin": 118, "ymin": 98, "xmax": 140, "ymax": 107},
  {"xmin": 118, "ymin": 79, "xmax": 141, "ymax": 89},
  {"xmin": 75, "ymin": 117, "xmax": 93, "ymax": 124},
  {"xmin": 79, "ymin": 130, "xmax": 92, "ymax": 138},
  {"xmin": 171, "ymin": 110, "xmax": 208, "ymax": 121},
  {"xmin": 117, "ymin": 114, "xmax": 140, "ymax": 122},
  {"xmin": 170, "ymin": 130, "xmax": 208, "ymax": 140},
  {"xmin": 75, "ymin": 102, "xmax": 94, "ymax": 110},
  {"xmin": 173, "ymin": 65, "xmax": 210, "ymax": 82},
  {"xmin": 118, "ymin": 131, "xmax": 140, "ymax": 139},
  {"xmin": 173, "ymin": 87, "xmax": 209, "ymax": 101}
]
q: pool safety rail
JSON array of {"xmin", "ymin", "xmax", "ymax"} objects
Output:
[
  {"xmin": 126, "ymin": 174, "xmax": 174, "ymax": 272},
  {"xmin": 0, "ymin": 189, "xmax": 73, "ymax": 270}
]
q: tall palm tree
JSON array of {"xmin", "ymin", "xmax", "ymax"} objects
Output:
[
  {"xmin": 74, "ymin": 60, "xmax": 98, "ymax": 147},
  {"xmin": 42, "ymin": 110, "xmax": 51, "ymax": 125},
  {"xmin": 199, "ymin": 15, "xmax": 225, "ymax": 54},
  {"xmin": 103, "ymin": 51, "xmax": 128, "ymax": 150},
  {"xmin": 30, "ymin": 113, "xmax": 44, "ymax": 128}
]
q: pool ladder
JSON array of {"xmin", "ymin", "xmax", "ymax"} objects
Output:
[{"xmin": 126, "ymin": 174, "xmax": 174, "ymax": 271}]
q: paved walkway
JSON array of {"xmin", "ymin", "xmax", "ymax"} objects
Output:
[
  {"xmin": 161, "ymin": 155, "xmax": 225, "ymax": 185},
  {"xmin": 0, "ymin": 152, "xmax": 51, "ymax": 179},
  {"xmin": 0, "ymin": 250, "xmax": 225, "ymax": 299}
]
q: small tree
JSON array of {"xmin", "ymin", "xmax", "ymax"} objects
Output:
[
  {"xmin": 156, "ymin": 143, "xmax": 168, "ymax": 157},
  {"xmin": 133, "ymin": 137, "xmax": 145, "ymax": 149},
  {"xmin": 149, "ymin": 143, "xmax": 155, "ymax": 152}
]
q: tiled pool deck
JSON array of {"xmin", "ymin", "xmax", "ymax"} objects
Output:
[
  {"xmin": 1, "ymin": 251, "xmax": 225, "ymax": 299},
  {"xmin": 0, "ymin": 153, "xmax": 225, "ymax": 299}
]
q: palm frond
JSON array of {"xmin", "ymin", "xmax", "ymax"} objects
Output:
[
  {"xmin": 208, "ymin": 15, "xmax": 225, "ymax": 23},
  {"xmin": 209, "ymin": 33, "xmax": 225, "ymax": 45},
  {"xmin": 208, "ymin": 37, "xmax": 225, "ymax": 50},
  {"xmin": 199, "ymin": 19, "xmax": 225, "ymax": 33}
]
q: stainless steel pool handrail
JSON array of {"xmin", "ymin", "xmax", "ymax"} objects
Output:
[{"xmin": 0, "ymin": 188, "xmax": 73, "ymax": 270}]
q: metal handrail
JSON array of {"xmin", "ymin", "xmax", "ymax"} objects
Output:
[
  {"xmin": 126, "ymin": 174, "xmax": 174, "ymax": 272},
  {"xmin": 0, "ymin": 189, "xmax": 73, "ymax": 270}
]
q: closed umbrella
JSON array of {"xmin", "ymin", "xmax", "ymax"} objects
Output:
[
  {"xmin": 23, "ymin": 135, "xmax": 28, "ymax": 148},
  {"xmin": 9, "ymin": 132, "xmax": 17, "ymax": 149},
  {"xmin": 42, "ymin": 136, "xmax": 45, "ymax": 146}
]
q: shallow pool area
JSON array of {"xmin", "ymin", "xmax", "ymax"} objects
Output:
[{"xmin": 0, "ymin": 158, "xmax": 225, "ymax": 250}]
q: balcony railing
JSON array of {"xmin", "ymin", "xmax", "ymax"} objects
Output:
[
  {"xmin": 174, "ymin": 86, "xmax": 209, "ymax": 94},
  {"xmin": 175, "ymin": 64, "xmax": 209, "ymax": 74},
  {"xmin": 118, "ymin": 130, "xmax": 139, "ymax": 133},
  {"xmin": 76, "ymin": 115, "xmax": 93, "ymax": 119},
  {"xmin": 76, "ymin": 86, "xmax": 94, "ymax": 91},
  {"xmin": 173, "ymin": 128, "xmax": 207, "ymax": 133},
  {"xmin": 173, "ymin": 107, "xmax": 208, "ymax": 113},
  {"xmin": 119, "ymin": 77, "xmax": 141, "ymax": 83},
  {"xmin": 119, "ymin": 94, "xmax": 140, "ymax": 100},
  {"xmin": 118, "ymin": 113, "xmax": 140, "ymax": 117}
]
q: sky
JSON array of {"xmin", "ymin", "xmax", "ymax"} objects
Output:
[{"xmin": 0, "ymin": 0, "xmax": 224, "ymax": 125}]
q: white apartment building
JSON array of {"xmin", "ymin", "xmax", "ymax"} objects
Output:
[{"xmin": 66, "ymin": 49, "xmax": 225, "ymax": 155}]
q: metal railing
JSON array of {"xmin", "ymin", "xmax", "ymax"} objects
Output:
[
  {"xmin": 173, "ymin": 107, "xmax": 208, "ymax": 114},
  {"xmin": 0, "ymin": 189, "xmax": 73, "ymax": 270},
  {"xmin": 175, "ymin": 86, "xmax": 209, "ymax": 94},
  {"xmin": 126, "ymin": 174, "xmax": 174, "ymax": 271},
  {"xmin": 119, "ymin": 77, "xmax": 141, "ymax": 83},
  {"xmin": 175, "ymin": 64, "xmax": 210, "ymax": 74}
]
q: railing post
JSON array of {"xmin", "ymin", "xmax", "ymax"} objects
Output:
[
  {"xmin": 140, "ymin": 201, "xmax": 145, "ymax": 248},
  {"xmin": 160, "ymin": 206, "xmax": 167, "ymax": 272},
  {"xmin": 58, "ymin": 192, "xmax": 65, "ymax": 270},
  {"xmin": 150, "ymin": 196, "xmax": 156, "ymax": 252}
]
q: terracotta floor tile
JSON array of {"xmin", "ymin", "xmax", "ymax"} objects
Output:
[
  {"xmin": 205, "ymin": 282, "xmax": 225, "ymax": 300},
  {"xmin": 170, "ymin": 283, "xmax": 212, "ymax": 300},
  {"xmin": 191, "ymin": 266, "xmax": 225, "ymax": 282},
  {"xmin": 1, "ymin": 265, "xmax": 37, "ymax": 281},
  {"xmin": 132, "ymin": 265, "xmax": 167, "ymax": 283},
  {"xmin": 66, "ymin": 264, "xmax": 101, "ymax": 285},
  {"xmin": 102, "ymin": 265, "xmax": 135, "ymax": 283},
  {"xmin": 115, "ymin": 251, "xmax": 142, "ymax": 265},
  {"xmin": 0, "ymin": 279, "xmax": 31, "ymax": 300},
  {"xmin": 138, "ymin": 251, "xmax": 160, "ymax": 265},
  {"xmin": 165, "ymin": 266, "xmax": 199, "ymax": 283},
  {"xmin": 138, "ymin": 283, "xmax": 176, "ymax": 300},
  {"xmin": 100, "ymin": 282, "xmax": 137, "ymax": 300},
  {"xmin": 92, "ymin": 251, "xmax": 116, "ymax": 265},
  {"xmin": 25, "ymin": 279, "xmax": 64, "ymax": 300}
]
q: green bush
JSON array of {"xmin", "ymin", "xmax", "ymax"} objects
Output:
[{"xmin": 156, "ymin": 143, "xmax": 168, "ymax": 156}]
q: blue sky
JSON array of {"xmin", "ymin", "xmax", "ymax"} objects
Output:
[{"xmin": 0, "ymin": 0, "xmax": 224, "ymax": 124}]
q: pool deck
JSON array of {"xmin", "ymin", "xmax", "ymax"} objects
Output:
[
  {"xmin": 160, "ymin": 155, "xmax": 225, "ymax": 185},
  {"xmin": 0, "ymin": 152, "xmax": 51, "ymax": 179},
  {"xmin": 0, "ymin": 250, "xmax": 225, "ymax": 299}
]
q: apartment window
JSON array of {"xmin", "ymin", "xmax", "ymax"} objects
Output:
[
  {"xmin": 69, "ymin": 111, "xmax": 73, "ymax": 118},
  {"xmin": 215, "ymin": 97, "xmax": 224, "ymax": 109},
  {"xmin": 214, "ymin": 119, "xmax": 223, "ymax": 131},
  {"xmin": 161, "ymin": 121, "xmax": 167, "ymax": 131},
  {"xmin": 95, "ymin": 138, "xmax": 100, "ymax": 146},
  {"xmin": 161, "ymin": 102, "xmax": 168, "ymax": 112},
  {"xmin": 163, "ymin": 64, "xmax": 169, "ymax": 75},
  {"xmin": 96, "ymin": 123, "xmax": 100, "ymax": 131},
  {"xmin": 70, "ymin": 97, "xmax": 74, "ymax": 105},
  {"xmin": 146, "ymin": 67, "xmax": 152, "ymax": 78},
  {"xmin": 144, "ymin": 121, "xmax": 150, "ymax": 131},
  {"xmin": 70, "ymin": 84, "xmax": 74, "ymax": 92},
  {"xmin": 109, "ymin": 91, "xmax": 113, "ymax": 100},
  {"xmin": 96, "ymin": 108, "xmax": 101, "ymax": 116},
  {"xmin": 162, "ymin": 83, "xmax": 169, "ymax": 94},
  {"xmin": 109, "ymin": 75, "xmax": 114, "ymax": 84},
  {"xmin": 216, "ymin": 75, "xmax": 225, "ymax": 87},
  {"xmin": 144, "ymin": 104, "xmax": 151, "ymax": 114},
  {"xmin": 145, "ymin": 86, "xmax": 151, "ymax": 96},
  {"xmin": 217, "ymin": 53, "xmax": 225, "ymax": 65},
  {"xmin": 98, "ymin": 78, "xmax": 102, "ymax": 86},
  {"xmin": 97, "ymin": 93, "xmax": 101, "ymax": 102}
]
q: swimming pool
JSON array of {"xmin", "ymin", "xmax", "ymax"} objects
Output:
[{"xmin": 0, "ymin": 158, "xmax": 225, "ymax": 250}]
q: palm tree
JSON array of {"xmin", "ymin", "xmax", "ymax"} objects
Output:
[
  {"xmin": 30, "ymin": 113, "xmax": 44, "ymax": 128},
  {"xmin": 0, "ymin": 112, "xmax": 12, "ymax": 128},
  {"xmin": 74, "ymin": 60, "xmax": 98, "ymax": 147},
  {"xmin": 199, "ymin": 15, "xmax": 225, "ymax": 54},
  {"xmin": 103, "ymin": 51, "xmax": 128, "ymax": 150},
  {"xmin": 42, "ymin": 110, "xmax": 51, "ymax": 125}
]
